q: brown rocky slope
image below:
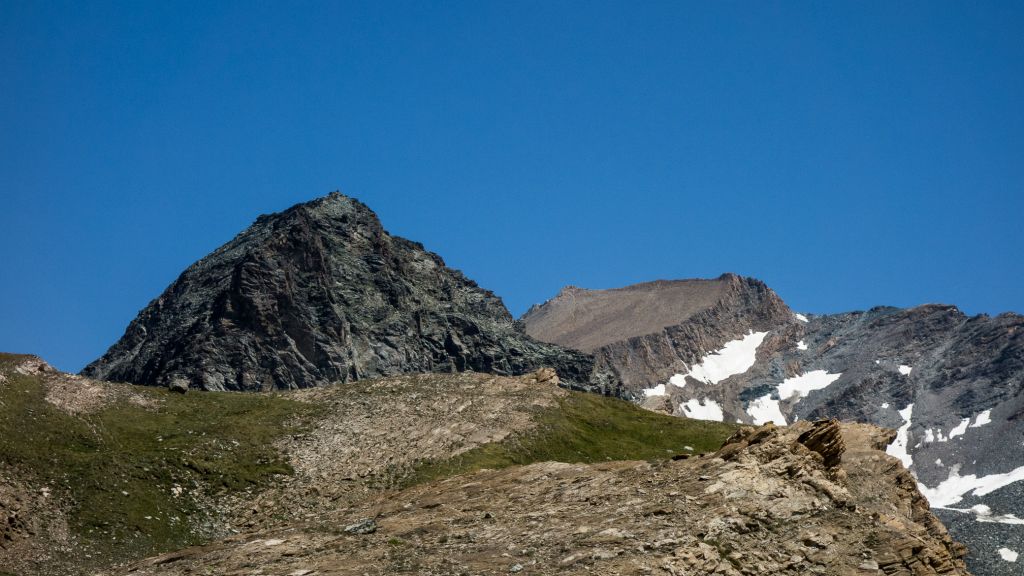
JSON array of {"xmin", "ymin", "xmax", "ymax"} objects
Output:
[{"xmin": 112, "ymin": 422, "xmax": 967, "ymax": 576}]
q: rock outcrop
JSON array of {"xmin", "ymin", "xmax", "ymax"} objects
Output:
[
  {"xmin": 111, "ymin": 419, "xmax": 969, "ymax": 576},
  {"xmin": 82, "ymin": 193, "xmax": 608, "ymax": 391}
]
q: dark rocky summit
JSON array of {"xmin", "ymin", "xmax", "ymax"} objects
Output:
[{"xmin": 83, "ymin": 193, "xmax": 608, "ymax": 391}]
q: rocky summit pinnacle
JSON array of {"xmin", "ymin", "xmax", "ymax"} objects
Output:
[{"xmin": 82, "ymin": 192, "xmax": 604, "ymax": 391}]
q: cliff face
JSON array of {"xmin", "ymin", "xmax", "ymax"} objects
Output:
[{"xmin": 82, "ymin": 193, "xmax": 603, "ymax": 391}]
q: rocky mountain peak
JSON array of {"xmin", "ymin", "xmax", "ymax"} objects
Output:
[{"xmin": 82, "ymin": 193, "xmax": 603, "ymax": 391}]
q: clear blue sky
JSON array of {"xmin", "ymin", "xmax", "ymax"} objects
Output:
[{"xmin": 2, "ymin": 1, "xmax": 1022, "ymax": 372}]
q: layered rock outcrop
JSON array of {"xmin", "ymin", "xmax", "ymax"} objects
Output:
[{"xmin": 113, "ymin": 419, "xmax": 969, "ymax": 576}]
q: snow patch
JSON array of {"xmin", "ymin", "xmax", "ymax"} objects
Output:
[
  {"xmin": 970, "ymin": 409, "xmax": 992, "ymax": 428},
  {"xmin": 796, "ymin": 340, "xmax": 808, "ymax": 351},
  {"xmin": 794, "ymin": 313, "xmax": 809, "ymax": 323},
  {"xmin": 983, "ymin": 514, "xmax": 1024, "ymax": 525},
  {"xmin": 642, "ymin": 384, "xmax": 666, "ymax": 398},
  {"xmin": 679, "ymin": 398, "xmax": 724, "ymax": 422},
  {"xmin": 886, "ymin": 404, "xmax": 915, "ymax": 469},
  {"xmin": 898, "ymin": 365, "xmax": 913, "ymax": 376},
  {"xmin": 777, "ymin": 370, "xmax": 842, "ymax": 402},
  {"xmin": 642, "ymin": 331, "xmax": 767, "ymax": 397},
  {"xmin": 918, "ymin": 464, "xmax": 1024, "ymax": 507},
  {"xmin": 939, "ymin": 505, "xmax": 1024, "ymax": 525},
  {"xmin": 678, "ymin": 331, "xmax": 768, "ymax": 386},
  {"xmin": 742, "ymin": 370, "xmax": 842, "ymax": 427},
  {"xmin": 998, "ymin": 548, "xmax": 1019, "ymax": 562},
  {"xmin": 923, "ymin": 428, "xmax": 950, "ymax": 444},
  {"xmin": 948, "ymin": 418, "xmax": 970, "ymax": 440},
  {"xmin": 747, "ymin": 394, "xmax": 786, "ymax": 426},
  {"xmin": 881, "ymin": 403, "xmax": 890, "ymax": 409}
]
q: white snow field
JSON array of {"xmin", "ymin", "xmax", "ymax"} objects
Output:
[
  {"xmin": 918, "ymin": 463, "xmax": 1024, "ymax": 507},
  {"xmin": 777, "ymin": 370, "xmax": 843, "ymax": 402},
  {"xmin": 642, "ymin": 331, "xmax": 767, "ymax": 397},
  {"xmin": 679, "ymin": 398, "xmax": 725, "ymax": 421},
  {"xmin": 998, "ymin": 548, "xmax": 1019, "ymax": 562},
  {"xmin": 886, "ymin": 404, "xmax": 915, "ymax": 469},
  {"xmin": 970, "ymin": 409, "xmax": 992, "ymax": 428},
  {"xmin": 747, "ymin": 393, "xmax": 786, "ymax": 426}
]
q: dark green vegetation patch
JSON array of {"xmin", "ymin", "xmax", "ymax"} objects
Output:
[
  {"xmin": 406, "ymin": 391, "xmax": 738, "ymax": 485},
  {"xmin": 0, "ymin": 354, "xmax": 318, "ymax": 571}
]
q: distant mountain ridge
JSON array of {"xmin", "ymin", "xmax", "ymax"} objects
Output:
[
  {"xmin": 520, "ymin": 276, "xmax": 737, "ymax": 352},
  {"xmin": 82, "ymin": 193, "xmax": 609, "ymax": 392},
  {"xmin": 521, "ymin": 277, "xmax": 1024, "ymax": 576}
]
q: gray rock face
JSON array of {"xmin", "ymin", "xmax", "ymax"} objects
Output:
[
  {"xmin": 82, "ymin": 193, "xmax": 607, "ymax": 391},
  {"xmin": 523, "ymin": 279, "xmax": 1024, "ymax": 576}
]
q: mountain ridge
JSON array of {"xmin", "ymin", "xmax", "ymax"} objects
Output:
[{"xmin": 521, "ymin": 277, "xmax": 1024, "ymax": 575}]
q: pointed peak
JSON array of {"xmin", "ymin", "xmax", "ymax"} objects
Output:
[{"xmin": 251, "ymin": 191, "xmax": 380, "ymax": 231}]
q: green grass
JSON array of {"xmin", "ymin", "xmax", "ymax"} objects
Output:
[
  {"xmin": 405, "ymin": 390, "xmax": 737, "ymax": 485},
  {"xmin": 0, "ymin": 353, "xmax": 319, "ymax": 569}
]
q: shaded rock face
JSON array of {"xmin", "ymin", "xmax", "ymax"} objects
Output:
[
  {"xmin": 83, "ymin": 193, "xmax": 604, "ymax": 391},
  {"xmin": 523, "ymin": 279, "xmax": 1024, "ymax": 576},
  {"xmin": 111, "ymin": 420, "xmax": 969, "ymax": 576},
  {"xmin": 796, "ymin": 418, "xmax": 846, "ymax": 469}
]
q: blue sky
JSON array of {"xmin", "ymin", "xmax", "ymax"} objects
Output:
[{"xmin": 2, "ymin": 1, "xmax": 1022, "ymax": 372}]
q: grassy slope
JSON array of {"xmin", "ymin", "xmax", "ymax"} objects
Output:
[
  {"xmin": 0, "ymin": 353, "xmax": 318, "ymax": 571},
  {"xmin": 406, "ymin": 391, "xmax": 738, "ymax": 485},
  {"xmin": 0, "ymin": 353, "xmax": 737, "ymax": 572}
]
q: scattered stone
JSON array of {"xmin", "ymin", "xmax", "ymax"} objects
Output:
[
  {"xmin": 167, "ymin": 378, "xmax": 189, "ymax": 394},
  {"xmin": 343, "ymin": 518, "xmax": 377, "ymax": 535},
  {"xmin": 858, "ymin": 559, "xmax": 879, "ymax": 571},
  {"xmin": 530, "ymin": 367, "xmax": 559, "ymax": 387}
]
